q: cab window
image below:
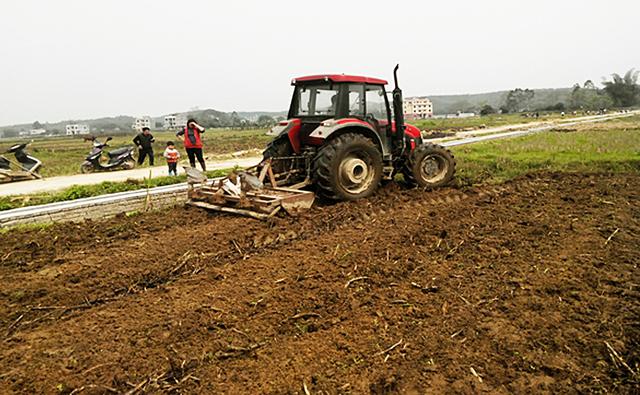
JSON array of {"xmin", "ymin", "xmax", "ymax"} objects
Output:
[
  {"xmin": 294, "ymin": 84, "xmax": 339, "ymax": 117},
  {"xmin": 365, "ymin": 85, "xmax": 388, "ymax": 122},
  {"xmin": 348, "ymin": 84, "xmax": 365, "ymax": 116}
]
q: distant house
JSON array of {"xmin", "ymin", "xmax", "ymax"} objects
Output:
[
  {"xmin": 163, "ymin": 115, "xmax": 177, "ymax": 130},
  {"xmin": 29, "ymin": 128, "xmax": 47, "ymax": 136},
  {"xmin": 432, "ymin": 112, "xmax": 476, "ymax": 119},
  {"xmin": 132, "ymin": 116, "xmax": 152, "ymax": 131},
  {"xmin": 403, "ymin": 97, "xmax": 433, "ymax": 119},
  {"xmin": 66, "ymin": 124, "xmax": 90, "ymax": 135},
  {"xmin": 164, "ymin": 114, "xmax": 188, "ymax": 130}
]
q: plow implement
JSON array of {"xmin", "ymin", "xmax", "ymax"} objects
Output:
[{"xmin": 186, "ymin": 162, "xmax": 315, "ymax": 220}]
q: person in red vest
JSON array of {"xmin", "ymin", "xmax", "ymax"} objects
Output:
[{"xmin": 176, "ymin": 118, "xmax": 206, "ymax": 171}]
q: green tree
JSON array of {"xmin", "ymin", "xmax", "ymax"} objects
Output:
[
  {"xmin": 602, "ymin": 69, "xmax": 640, "ymax": 107},
  {"xmin": 570, "ymin": 81, "xmax": 614, "ymax": 110},
  {"xmin": 480, "ymin": 104, "xmax": 496, "ymax": 116},
  {"xmin": 257, "ymin": 115, "xmax": 275, "ymax": 127},
  {"xmin": 504, "ymin": 88, "xmax": 535, "ymax": 112}
]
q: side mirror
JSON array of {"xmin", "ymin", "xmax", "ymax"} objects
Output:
[{"xmin": 106, "ymin": 137, "xmax": 113, "ymax": 142}]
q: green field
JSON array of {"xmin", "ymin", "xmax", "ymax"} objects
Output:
[
  {"xmin": 0, "ymin": 128, "xmax": 271, "ymax": 178},
  {"xmin": 410, "ymin": 112, "xmax": 574, "ymax": 130},
  {"xmin": 1, "ymin": 116, "xmax": 638, "ymax": 212},
  {"xmin": 451, "ymin": 115, "xmax": 640, "ymax": 185}
]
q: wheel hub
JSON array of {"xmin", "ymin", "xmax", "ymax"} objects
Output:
[
  {"xmin": 420, "ymin": 155, "xmax": 447, "ymax": 182},
  {"xmin": 340, "ymin": 157, "xmax": 369, "ymax": 184}
]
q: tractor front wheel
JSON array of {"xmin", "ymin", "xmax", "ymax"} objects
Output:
[
  {"xmin": 404, "ymin": 144, "xmax": 455, "ymax": 188},
  {"xmin": 313, "ymin": 133, "xmax": 382, "ymax": 200}
]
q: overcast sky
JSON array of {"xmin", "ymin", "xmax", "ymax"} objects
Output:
[{"xmin": 0, "ymin": 0, "xmax": 638, "ymax": 126}]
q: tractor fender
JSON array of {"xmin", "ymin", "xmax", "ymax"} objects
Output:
[
  {"xmin": 309, "ymin": 118, "xmax": 388, "ymax": 156},
  {"xmin": 266, "ymin": 118, "xmax": 303, "ymax": 153}
]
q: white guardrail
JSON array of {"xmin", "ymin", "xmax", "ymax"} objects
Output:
[{"xmin": 0, "ymin": 111, "xmax": 636, "ymax": 227}]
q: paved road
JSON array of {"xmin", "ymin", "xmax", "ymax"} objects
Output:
[{"xmin": 0, "ymin": 156, "xmax": 262, "ymax": 197}]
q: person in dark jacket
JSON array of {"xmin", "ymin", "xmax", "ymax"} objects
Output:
[
  {"xmin": 176, "ymin": 119, "xmax": 206, "ymax": 171},
  {"xmin": 133, "ymin": 127, "xmax": 155, "ymax": 165}
]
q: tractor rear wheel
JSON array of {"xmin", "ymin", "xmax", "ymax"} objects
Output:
[
  {"xmin": 312, "ymin": 133, "xmax": 382, "ymax": 200},
  {"xmin": 404, "ymin": 143, "xmax": 455, "ymax": 188},
  {"xmin": 261, "ymin": 136, "xmax": 293, "ymax": 174}
]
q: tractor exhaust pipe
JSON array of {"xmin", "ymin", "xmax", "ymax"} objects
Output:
[{"xmin": 392, "ymin": 64, "xmax": 405, "ymax": 154}]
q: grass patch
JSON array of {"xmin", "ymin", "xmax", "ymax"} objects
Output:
[
  {"xmin": 410, "ymin": 112, "xmax": 570, "ymax": 131},
  {"xmin": 0, "ymin": 168, "xmax": 231, "ymax": 211},
  {"xmin": 452, "ymin": 120, "xmax": 640, "ymax": 185}
]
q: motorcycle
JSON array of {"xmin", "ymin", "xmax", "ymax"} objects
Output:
[
  {"xmin": 81, "ymin": 136, "xmax": 136, "ymax": 173},
  {"xmin": 0, "ymin": 142, "xmax": 43, "ymax": 183}
]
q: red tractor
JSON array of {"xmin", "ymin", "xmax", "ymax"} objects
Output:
[
  {"xmin": 187, "ymin": 66, "xmax": 456, "ymax": 219},
  {"xmin": 261, "ymin": 65, "xmax": 455, "ymax": 200}
]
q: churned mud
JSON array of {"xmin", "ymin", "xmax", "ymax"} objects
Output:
[{"xmin": 1, "ymin": 172, "xmax": 638, "ymax": 394}]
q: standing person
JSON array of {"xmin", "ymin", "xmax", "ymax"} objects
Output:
[
  {"xmin": 163, "ymin": 141, "xmax": 180, "ymax": 176},
  {"xmin": 176, "ymin": 119, "xmax": 206, "ymax": 171},
  {"xmin": 133, "ymin": 127, "xmax": 155, "ymax": 166}
]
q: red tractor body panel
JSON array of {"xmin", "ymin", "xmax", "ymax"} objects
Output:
[{"xmin": 293, "ymin": 75, "xmax": 388, "ymax": 85}]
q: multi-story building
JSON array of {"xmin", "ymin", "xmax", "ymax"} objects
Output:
[
  {"xmin": 403, "ymin": 97, "xmax": 433, "ymax": 119},
  {"xmin": 163, "ymin": 115, "xmax": 177, "ymax": 130},
  {"xmin": 132, "ymin": 116, "xmax": 152, "ymax": 131},
  {"xmin": 176, "ymin": 114, "xmax": 188, "ymax": 129},
  {"xmin": 65, "ymin": 124, "xmax": 90, "ymax": 135},
  {"xmin": 163, "ymin": 114, "xmax": 188, "ymax": 130}
]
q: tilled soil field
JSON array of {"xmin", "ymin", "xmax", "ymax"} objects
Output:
[{"xmin": 0, "ymin": 172, "xmax": 638, "ymax": 394}]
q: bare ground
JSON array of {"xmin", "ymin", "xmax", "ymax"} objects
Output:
[{"xmin": 0, "ymin": 172, "xmax": 638, "ymax": 394}]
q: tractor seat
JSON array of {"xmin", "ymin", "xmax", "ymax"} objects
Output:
[{"xmin": 108, "ymin": 147, "xmax": 132, "ymax": 157}]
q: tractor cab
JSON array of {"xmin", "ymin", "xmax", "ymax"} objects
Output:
[
  {"xmin": 276, "ymin": 75, "xmax": 395, "ymax": 156},
  {"xmin": 289, "ymin": 75, "xmax": 391, "ymax": 128}
]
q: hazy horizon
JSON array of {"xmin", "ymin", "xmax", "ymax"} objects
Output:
[{"xmin": 1, "ymin": 0, "xmax": 638, "ymax": 126}]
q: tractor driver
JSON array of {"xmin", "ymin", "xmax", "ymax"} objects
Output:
[{"xmin": 329, "ymin": 94, "xmax": 337, "ymax": 115}]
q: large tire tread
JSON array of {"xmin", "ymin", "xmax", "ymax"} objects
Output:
[
  {"xmin": 403, "ymin": 143, "xmax": 456, "ymax": 188},
  {"xmin": 312, "ymin": 133, "xmax": 382, "ymax": 201}
]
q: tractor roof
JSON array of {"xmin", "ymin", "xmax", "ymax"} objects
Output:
[{"xmin": 292, "ymin": 74, "xmax": 388, "ymax": 85}]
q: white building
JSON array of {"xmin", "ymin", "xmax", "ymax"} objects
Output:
[
  {"xmin": 163, "ymin": 114, "xmax": 188, "ymax": 130},
  {"xmin": 176, "ymin": 114, "xmax": 188, "ymax": 129},
  {"xmin": 29, "ymin": 128, "xmax": 47, "ymax": 136},
  {"xmin": 163, "ymin": 115, "xmax": 177, "ymax": 130},
  {"xmin": 65, "ymin": 124, "xmax": 90, "ymax": 135},
  {"xmin": 132, "ymin": 116, "xmax": 152, "ymax": 131},
  {"xmin": 403, "ymin": 97, "xmax": 433, "ymax": 119}
]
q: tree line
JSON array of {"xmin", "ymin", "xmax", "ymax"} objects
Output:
[{"xmin": 480, "ymin": 69, "xmax": 639, "ymax": 115}]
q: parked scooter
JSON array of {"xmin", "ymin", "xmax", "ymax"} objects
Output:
[
  {"xmin": 81, "ymin": 136, "xmax": 135, "ymax": 173},
  {"xmin": 0, "ymin": 142, "xmax": 43, "ymax": 183}
]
